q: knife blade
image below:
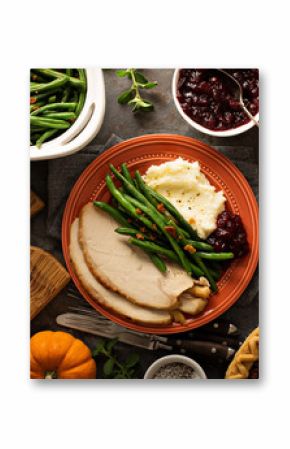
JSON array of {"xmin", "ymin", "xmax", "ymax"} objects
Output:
[{"xmin": 56, "ymin": 313, "xmax": 235, "ymax": 360}]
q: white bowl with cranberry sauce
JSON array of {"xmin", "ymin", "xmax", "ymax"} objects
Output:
[{"xmin": 172, "ymin": 69, "xmax": 259, "ymax": 137}]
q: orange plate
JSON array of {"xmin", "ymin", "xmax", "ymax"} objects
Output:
[{"xmin": 62, "ymin": 134, "xmax": 259, "ymax": 334}]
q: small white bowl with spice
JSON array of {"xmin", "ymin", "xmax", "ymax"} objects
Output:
[{"xmin": 144, "ymin": 354, "xmax": 207, "ymax": 379}]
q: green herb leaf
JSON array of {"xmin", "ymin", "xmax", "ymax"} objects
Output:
[
  {"xmin": 134, "ymin": 71, "xmax": 148, "ymax": 84},
  {"xmin": 128, "ymin": 97, "xmax": 140, "ymax": 105},
  {"xmin": 117, "ymin": 89, "xmax": 135, "ymax": 104},
  {"xmin": 116, "ymin": 69, "xmax": 128, "ymax": 77},
  {"xmin": 141, "ymin": 81, "xmax": 158, "ymax": 89},
  {"xmin": 114, "ymin": 372, "xmax": 127, "ymax": 379},
  {"xmin": 138, "ymin": 99, "xmax": 153, "ymax": 108},
  {"xmin": 106, "ymin": 338, "xmax": 118, "ymax": 352},
  {"xmin": 124, "ymin": 353, "xmax": 140, "ymax": 368},
  {"xmin": 103, "ymin": 358, "xmax": 115, "ymax": 377},
  {"xmin": 92, "ymin": 339, "xmax": 105, "ymax": 357},
  {"xmin": 116, "ymin": 69, "xmax": 157, "ymax": 113}
]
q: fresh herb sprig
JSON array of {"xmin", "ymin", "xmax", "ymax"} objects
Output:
[
  {"xmin": 116, "ymin": 68, "xmax": 157, "ymax": 112},
  {"xmin": 92, "ymin": 338, "xmax": 140, "ymax": 379}
]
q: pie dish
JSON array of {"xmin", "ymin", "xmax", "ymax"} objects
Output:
[{"xmin": 225, "ymin": 327, "xmax": 259, "ymax": 379}]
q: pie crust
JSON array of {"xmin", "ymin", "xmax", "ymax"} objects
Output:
[{"xmin": 225, "ymin": 327, "xmax": 259, "ymax": 379}]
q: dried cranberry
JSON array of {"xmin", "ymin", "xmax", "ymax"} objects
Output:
[
  {"xmin": 228, "ymin": 99, "xmax": 241, "ymax": 110},
  {"xmin": 207, "ymin": 211, "xmax": 249, "ymax": 258},
  {"xmin": 215, "ymin": 228, "xmax": 231, "ymax": 240},
  {"xmin": 223, "ymin": 111, "xmax": 233, "ymax": 125},
  {"xmin": 198, "ymin": 94, "xmax": 209, "ymax": 106}
]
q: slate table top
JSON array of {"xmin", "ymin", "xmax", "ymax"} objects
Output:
[{"xmin": 30, "ymin": 69, "xmax": 259, "ymax": 379}]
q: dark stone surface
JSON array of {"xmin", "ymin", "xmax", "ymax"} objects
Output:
[{"xmin": 30, "ymin": 69, "xmax": 259, "ymax": 379}]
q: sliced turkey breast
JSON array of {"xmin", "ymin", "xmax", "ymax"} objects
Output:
[
  {"xmin": 79, "ymin": 203, "xmax": 193, "ymax": 310},
  {"xmin": 70, "ymin": 219, "xmax": 172, "ymax": 326}
]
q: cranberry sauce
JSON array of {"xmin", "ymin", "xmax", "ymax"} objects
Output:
[
  {"xmin": 176, "ymin": 69, "xmax": 259, "ymax": 131},
  {"xmin": 207, "ymin": 210, "xmax": 249, "ymax": 258}
]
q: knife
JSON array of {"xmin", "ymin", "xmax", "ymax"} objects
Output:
[
  {"xmin": 184, "ymin": 332, "xmax": 242, "ymax": 349},
  {"xmin": 66, "ymin": 288, "xmax": 238, "ymax": 337},
  {"xmin": 190, "ymin": 321, "xmax": 238, "ymax": 337},
  {"xmin": 56, "ymin": 312, "xmax": 235, "ymax": 360}
]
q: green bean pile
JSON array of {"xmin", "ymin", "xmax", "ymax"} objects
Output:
[
  {"xmin": 30, "ymin": 69, "xmax": 87, "ymax": 148},
  {"xmin": 94, "ymin": 164, "xmax": 235, "ymax": 292}
]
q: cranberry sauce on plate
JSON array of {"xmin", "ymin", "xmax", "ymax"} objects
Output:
[
  {"xmin": 176, "ymin": 69, "xmax": 259, "ymax": 131},
  {"xmin": 207, "ymin": 210, "xmax": 249, "ymax": 258}
]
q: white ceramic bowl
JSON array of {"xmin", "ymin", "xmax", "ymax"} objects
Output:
[
  {"xmin": 144, "ymin": 354, "xmax": 207, "ymax": 379},
  {"xmin": 30, "ymin": 68, "xmax": 105, "ymax": 160},
  {"xmin": 172, "ymin": 69, "xmax": 259, "ymax": 137}
]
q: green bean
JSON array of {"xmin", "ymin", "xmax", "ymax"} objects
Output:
[
  {"xmin": 192, "ymin": 254, "xmax": 217, "ymax": 292},
  {"xmin": 30, "ymin": 88, "xmax": 62, "ymax": 103},
  {"xmin": 31, "ymin": 127, "xmax": 46, "ymax": 133},
  {"xmin": 30, "ymin": 101, "xmax": 46, "ymax": 112},
  {"xmin": 208, "ymin": 267, "xmax": 220, "ymax": 281},
  {"xmin": 115, "ymin": 227, "xmax": 161, "ymax": 243},
  {"xmin": 30, "ymin": 71, "xmax": 47, "ymax": 83},
  {"xmin": 144, "ymin": 185, "xmax": 200, "ymax": 240},
  {"xmin": 61, "ymin": 71, "xmax": 73, "ymax": 102},
  {"xmin": 31, "ymin": 102, "xmax": 76, "ymax": 116},
  {"xmin": 34, "ymin": 69, "xmax": 85, "ymax": 90},
  {"xmin": 208, "ymin": 261, "xmax": 222, "ymax": 281},
  {"xmin": 121, "ymin": 163, "xmax": 134, "ymax": 185},
  {"xmin": 30, "ymin": 116, "xmax": 70, "ymax": 129},
  {"xmin": 128, "ymin": 238, "xmax": 203, "ymax": 277},
  {"xmin": 30, "ymin": 75, "xmax": 69, "ymax": 93},
  {"xmin": 43, "ymin": 112, "xmax": 76, "ymax": 120},
  {"xmin": 166, "ymin": 219, "xmax": 190, "ymax": 240},
  {"xmin": 71, "ymin": 89, "xmax": 79, "ymax": 102},
  {"xmin": 36, "ymin": 129, "xmax": 59, "ymax": 148},
  {"xmin": 114, "ymin": 227, "xmax": 148, "ymax": 239},
  {"xmin": 110, "ymin": 167, "xmax": 180, "ymax": 241},
  {"xmin": 129, "ymin": 238, "xmax": 179, "ymax": 260},
  {"xmin": 110, "ymin": 166, "xmax": 181, "ymax": 238},
  {"xmin": 61, "ymin": 86, "xmax": 71, "ymax": 102},
  {"xmin": 114, "ymin": 225, "xmax": 166, "ymax": 272},
  {"xmin": 93, "ymin": 201, "xmax": 130, "ymax": 227},
  {"xmin": 105, "ymin": 176, "xmax": 157, "ymax": 232},
  {"xmin": 110, "ymin": 164, "xmax": 152, "ymax": 207},
  {"xmin": 75, "ymin": 69, "xmax": 86, "ymax": 116},
  {"xmin": 197, "ymin": 252, "xmax": 234, "ymax": 260},
  {"xmin": 185, "ymin": 239, "xmax": 214, "ymax": 252},
  {"xmin": 135, "ymin": 170, "xmax": 159, "ymax": 206},
  {"xmin": 48, "ymin": 95, "xmax": 57, "ymax": 104},
  {"xmin": 124, "ymin": 195, "xmax": 192, "ymax": 274},
  {"xmin": 147, "ymin": 253, "xmax": 167, "ymax": 273}
]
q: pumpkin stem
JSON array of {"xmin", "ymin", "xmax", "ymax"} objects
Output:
[{"xmin": 44, "ymin": 371, "xmax": 57, "ymax": 379}]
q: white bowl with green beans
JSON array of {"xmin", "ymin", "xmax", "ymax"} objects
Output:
[{"xmin": 30, "ymin": 68, "xmax": 105, "ymax": 160}]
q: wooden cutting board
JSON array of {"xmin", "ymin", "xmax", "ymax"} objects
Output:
[{"xmin": 30, "ymin": 246, "xmax": 70, "ymax": 320}]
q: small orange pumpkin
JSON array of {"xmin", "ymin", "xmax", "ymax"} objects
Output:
[{"xmin": 30, "ymin": 331, "xmax": 96, "ymax": 379}]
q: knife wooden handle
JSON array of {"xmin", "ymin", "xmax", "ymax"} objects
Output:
[
  {"xmin": 186, "ymin": 333, "xmax": 242, "ymax": 349},
  {"xmin": 166, "ymin": 339, "xmax": 235, "ymax": 360}
]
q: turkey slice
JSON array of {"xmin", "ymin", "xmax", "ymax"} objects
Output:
[
  {"xmin": 79, "ymin": 203, "xmax": 193, "ymax": 310},
  {"xmin": 69, "ymin": 219, "xmax": 171, "ymax": 326}
]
